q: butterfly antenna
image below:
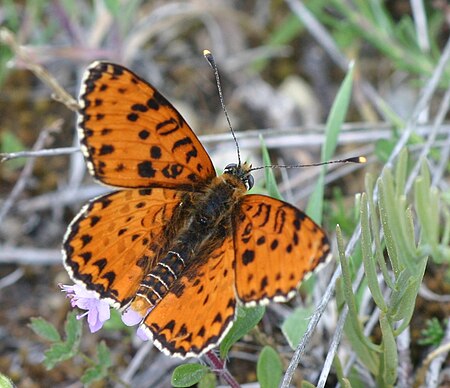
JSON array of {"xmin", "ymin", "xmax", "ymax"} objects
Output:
[
  {"xmin": 203, "ymin": 49, "xmax": 241, "ymax": 166},
  {"xmin": 249, "ymin": 156, "xmax": 366, "ymax": 172}
]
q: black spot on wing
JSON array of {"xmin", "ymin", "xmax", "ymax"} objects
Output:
[
  {"xmin": 138, "ymin": 161, "xmax": 156, "ymax": 178},
  {"xmin": 99, "ymin": 144, "xmax": 114, "ymax": 155},
  {"xmin": 242, "ymin": 249, "xmax": 255, "ymax": 265}
]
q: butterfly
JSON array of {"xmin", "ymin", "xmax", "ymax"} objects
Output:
[{"xmin": 62, "ymin": 61, "xmax": 331, "ymax": 358}]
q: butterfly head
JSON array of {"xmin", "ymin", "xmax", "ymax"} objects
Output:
[{"xmin": 223, "ymin": 162, "xmax": 254, "ymax": 190}]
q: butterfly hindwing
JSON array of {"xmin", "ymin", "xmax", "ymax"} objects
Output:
[
  {"xmin": 78, "ymin": 62, "xmax": 216, "ymax": 190},
  {"xmin": 141, "ymin": 237, "xmax": 236, "ymax": 358},
  {"xmin": 63, "ymin": 188, "xmax": 183, "ymax": 307},
  {"xmin": 233, "ymin": 194, "xmax": 331, "ymax": 306}
]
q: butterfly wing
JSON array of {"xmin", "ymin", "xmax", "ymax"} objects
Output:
[
  {"xmin": 78, "ymin": 62, "xmax": 216, "ymax": 190},
  {"xmin": 141, "ymin": 238, "xmax": 236, "ymax": 358},
  {"xmin": 233, "ymin": 194, "xmax": 331, "ymax": 305},
  {"xmin": 63, "ymin": 188, "xmax": 182, "ymax": 308}
]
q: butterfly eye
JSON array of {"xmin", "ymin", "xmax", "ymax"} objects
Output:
[
  {"xmin": 245, "ymin": 174, "xmax": 255, "ymax": 190},
  {"xmin": 224, "ymin": 163, "xmax": 237, "ymax": 174}
]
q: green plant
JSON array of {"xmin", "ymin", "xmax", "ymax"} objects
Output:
[
  {"xmin": 418, "ymin": 318, "xmax": 447, "ymax": 346},
  {"xmin": 335, "ymin": 150, "xmax": 450, "ymax": 386}
]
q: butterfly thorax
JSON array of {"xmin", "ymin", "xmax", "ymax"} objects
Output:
[{"xmin": 131, "ymin": 165, "xmax": 251, "ymax": 316}]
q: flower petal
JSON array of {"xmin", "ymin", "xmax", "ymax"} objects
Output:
[
  {"xmin": 136, "ymin": 326, "xmax": 150, "ymax": 341},
  {"xmin": 122, "ymin": 309, "xmax": 142, "ymax": 326}
]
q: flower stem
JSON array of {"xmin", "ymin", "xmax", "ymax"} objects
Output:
[{"xmin": 203, "ymin": 350, "xmax": 240, "ymax": 388}]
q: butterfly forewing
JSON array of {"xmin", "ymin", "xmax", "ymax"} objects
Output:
[
  {"xmin": 63, "ymin": 188, "xmax": 183, "ymax": 307},
  {"xmin": 233, "ymin": 194, "xmax": 331, "ymax": 305},
  {"xmin": 78, "ymin": 62, "xmax": 216, "ymax": 190}
]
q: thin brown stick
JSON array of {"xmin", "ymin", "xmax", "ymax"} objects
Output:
[{"xmin": 0, "ymin": 27, "xmax": 79, "ymax": 111}]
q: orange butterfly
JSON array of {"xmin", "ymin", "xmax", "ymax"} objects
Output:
[{"xmin": 63, "ymin": 61, "xmax": 331, "ymax": 358}]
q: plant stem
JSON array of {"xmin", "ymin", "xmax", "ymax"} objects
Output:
[{"xmin": 203, "ymin": 351, "xmax": 240, "ymax": 388}]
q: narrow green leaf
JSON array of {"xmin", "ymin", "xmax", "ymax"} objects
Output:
[
  {"xmin": 281, "ymin": 305, "xmax": 313, "ymax": 349},
  {"xmin": 333, "ymin": 354, "xmax": 344, "ymax": 382},
  {"xmin": 379, "ymin": 314, "xmax": 398, "ymax": 385},
  {"xmin": 389, "ymin": 269, "xmax": 413, "ymax": 317},
  {"xmin": 341, "ymin": 378, "xmax": 353, "ymax": 388},
  {"xmin": 171, "ymin": 364, "xmax": 209, "ymax": 387},
  {"xmin": 360, "ymin": 194, "xmax": 387, "ymax": 311},
  {"xmin": 380, "ymin": 169, "xmax": 415, "ymax": 267},
  {"xmin": 333, "ymin": 354, "xmax": 354, "ymax": 388},
  {"xmin": 365, "ymin": 174, "xmax": 395, "ymax": 287},
  {"xmin": 322, "ymin": 63, "xmax": 354, "ymax": 162},
  {"xmin": 260, "ymin": 135, "xmax": 282, "ymax": 200},
  {"xmin": 415, "ymin": 173, "xmax": 439, "ymax": 251},
  {"xmin": 29, "ymin": 317, "xmax": 61, "ymax": 342},
  {"xmin": 336, "ymin": 227, "xmax": 379, "ymax": 374},
  {"xmin": 307, "ymin": 62, "xmax": 354, "ymax": 224},
  {"xmin": 220, "ymin": 305, "xmax": 265, "ymax": 358},
  {"xmin": 377, "ymin": 179, "xmax": 399, "ymax": 273},
  {"xmin": 391, "ymin": 260, "xmax": 427, "ymax": 332},
  {"xmin": 257, "ymin": 346, "xmax": 283, "ymax": 388},
  {"xmin": 336, "ymin": 226, "xmax": 380, "ymax": 352},
  {"xmin": 394, "ymin": 149, "xmax": 408, "ymax": 197}
]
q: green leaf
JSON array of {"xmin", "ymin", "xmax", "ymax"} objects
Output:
[
  {"xmin": 81, "ymin": 365, "xmax": 103, "ymax": 385},
  {"xmin": 198, "ymin": 372, "xmax": 216, "ymax": 388},
  {"xmin": 336, "ymin": 227, "xmax": 379, "ymax": 374},
  {"xmin": 29, "ymin": 317, "xmax": 61, "ymax": 342},
  {"xmin": 0, "ymin": 372, "xmax": 14, "ymax": 388},
  {"xmin": 96, "ymin": 341, "xmax": 111, "ymax": 367},
  {"xmin": 360, "ymin": 194, "xmax": 387, "ymax": 311},
  {"xmin": 64, "ymin": 311, "xmax": 82, "ymax": 352},
  {"xmin": 220, "ymin": 305, "xmax": 265, "ymax": 358},
  {"xmin": 43, "ymin": 311, "xmax": 82, "ymax": 369},
  {"xmin": 257, "ymin": 346, "xmax": 283, "ymax": 388},
  {"xmin": 374, "ymin": 139, "xmax": 395, "ymax": 163},
  {"xmin": 171, "ymin": 364, "xmax": 209, "ymax": 387},
  {"xmin": 306, "ymin": 62, "xmax": 354, "ymax": 224},
  {"xmin": 391, "ymin": 264, "xmax": 426, "ymax": 333},
  {"xmin": 103, "ymin": 0, "xmax": 120, "ymax": 16},
  {"xmin": 44, "ymin": 342, "xmax": 75, "ymax": 369},
  {"xmin": 281, "ymin": 305, "xmax": 313, "ymax": 349},
  {"xmin": 260, "ymin": 135, "xmax": 282, "ymax": 200},
  {"xmin": 80, "ymin": 342, "xmax": 111, "ymax": 384},
  {"xmin": 0, "ymin": 130, "xmax": 26, "ymax": 170},
  {"xmin": 418, "ymin": 318, "xmax": 446, "ymax": 346},
  {"xmin": 379, "ymin": 314, "xmax": 398, "ymax": 385}
]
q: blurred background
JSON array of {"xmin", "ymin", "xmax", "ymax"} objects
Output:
[{"xmin": 0, "ymin": 1, "xmax": 449, "ymax": 387}]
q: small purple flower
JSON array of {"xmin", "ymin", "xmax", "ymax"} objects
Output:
[
  {"xmin": 121, "ymin": 308, "xmax": 150, "ymax": 341},
  {"xmin": 60, "ymin": 284, "xmax": 110, "ymax": 333}
]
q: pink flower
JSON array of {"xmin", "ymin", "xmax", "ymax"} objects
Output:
[
  {"xmin": 60, "ymin": 284, "xmax": 110, "ymax": 333},
  {"xmin": 61, "ymin": 284, "xmax": 153, "ymax": 341}
]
